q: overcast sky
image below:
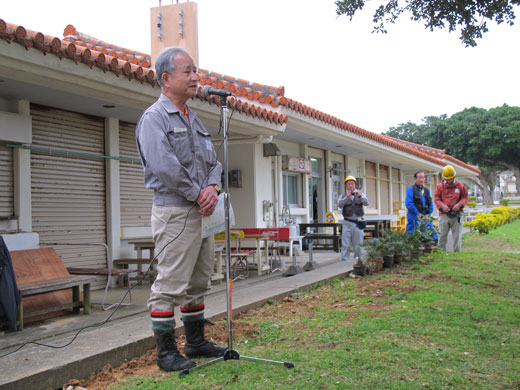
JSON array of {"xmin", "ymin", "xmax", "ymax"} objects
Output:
[{"xmin": 2, "ymin": 0, "xmax": 519, "ymax": 133}]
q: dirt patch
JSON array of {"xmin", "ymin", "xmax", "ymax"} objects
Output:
[
  {"xmin": 63, "ymin": 320, "xmax": 257, "ymax": 390},
  {"xmin": 64, "ymin": 349, "xmax": 160, "ymax": 390},
  {"xmin": 356, "ymin": 272, "xmax": 418, "ymax": 296},
  {"xmin": 63, "ymin": 276, "xmax": 420, "ymax": 389}
]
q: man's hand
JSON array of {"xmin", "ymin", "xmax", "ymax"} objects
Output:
[
  {"xmin": 354, "ymin": 190, "xmax": 361, "ymax": 198},
  {"xmin": 346, "ymin": 190, "xmax": 352, "ymax": 198},
  {"xmin": 196, "ymin": 186, "xmax": 219, "ymax": 216},
  {"xmin": 418, "ymin": 213, "xmax": 424, "ymax": 218},
  {"xmin": 452, "ymin": 204, "xmax": 461, "ymax": 212},
  {"xmin": 440, "ymin": 205, "xmax": 449, "ymax": 212}
]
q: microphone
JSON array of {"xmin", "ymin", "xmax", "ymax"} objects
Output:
[{"xmin": 201, "ymin": 85, "xmax": 233, "ymax": 97}]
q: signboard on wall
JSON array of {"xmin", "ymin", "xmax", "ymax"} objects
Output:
[{"xmin": 282, "ymin": 155, "xmax": 312, "ymax": 173}]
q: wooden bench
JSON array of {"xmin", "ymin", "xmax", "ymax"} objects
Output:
[
  {"xmin": 17, "ymin": 275, "xmax": 96, "ymax": 330},
  {"xmin": 113, "ymin": 258, "xmax": 158, "ymax": 284},
  {"xmin": 10, "ymin": 248, "xmax": 97, "ymax": 331},
  {"xmin": 302, "ymin": 234, "xmax": 341, "ymax": 252}
]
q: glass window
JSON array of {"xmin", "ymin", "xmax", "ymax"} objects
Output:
[
  {"xmin": 331, "ymin": 162, "xmax": 344, "ymax": 209},
  {"xmin": 311, "ymin": 158, "xmax": 319, "ymax": 173},
  {"xmin": 283, "ymin": 173, "xmax": 299, "ymax": 207}
]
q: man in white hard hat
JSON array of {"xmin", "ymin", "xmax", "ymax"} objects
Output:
[{"xmin": 337, "ymin": 176, "xmax": 369, "ymax": 262}]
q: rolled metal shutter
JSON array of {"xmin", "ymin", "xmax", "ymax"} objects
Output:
[
  {"xmin": 0, "ymin": 143, "xmax": 14, "ymax": 218},
  {"xmin": 30, "ymin": 104, "xmax": 106, "ymax": 287},
  {"xmin": 119, "ymin": 121, "xmax": 152, "ymax": 227}
]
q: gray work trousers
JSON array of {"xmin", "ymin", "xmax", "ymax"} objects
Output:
[
  {"xmin": 341, "ymin": 220, "xmax": 364, "ymax": 261},
  {"xmin": 148, "ymin": 205, "xmax": 214, "ymax": 314},
  {"xmin": 438, "ymin": 213, "xmax": 463, "ymax": 252}
]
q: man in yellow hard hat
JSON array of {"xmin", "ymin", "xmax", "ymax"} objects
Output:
[
  {"xmin": 434, "ymin": 165, "xmax": 468, "ymax": 252},
  {"xmin": 337, "ymin": 176, "xmax": 369, "ymax": 262}
]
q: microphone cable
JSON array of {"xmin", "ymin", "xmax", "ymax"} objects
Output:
[{"xmin": 0, "ymin": 103, "xmax": 235, "ymax": 359}]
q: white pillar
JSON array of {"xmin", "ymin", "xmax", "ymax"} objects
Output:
[
  {"xmin": 325, "ymin": 150, "xmax": 332, "ymax": 212},
  {"xmin": 105, "ymin": 117, "xmax": 121, "ymax": 265},
  {"xmin": 376, "ymin": 163, "xmax": 381, "ymax": 215},
  {"xmin": 13, "ymin": 100, "xmax": 32, "ymax": 232},
  {"xmin": 300, "ymin": 144, "xmax": 309, "ymax": 222}
]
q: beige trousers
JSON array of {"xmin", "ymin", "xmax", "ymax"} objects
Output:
[
  {"xmin": 438, "ymin": 213, "xmax": 463, "ymax": 252},
  {"xmin": 148, "ymin": 205, "xmax": 214, "ymax": 314}
]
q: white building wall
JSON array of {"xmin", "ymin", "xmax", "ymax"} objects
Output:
[
  {"xmin": 224, "ymin": 143, "xmax": 256, "ymax": 228},
  {"xmin": 253, "ymin": 143, "xmax": 274, "ymax": 228},
  {"xmin": 273, "ymin": 139, "xmax": 300, "ymax": 156},
  {"xmin": 346, "ymin": 156, "xmax": 362, "ymax": 179}
]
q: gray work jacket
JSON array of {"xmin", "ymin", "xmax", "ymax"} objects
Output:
[
  {"xmin": 337, "ymin": 191, "xmax": 369, "ymax": 219},
  {"xmin": 136, "ymin": 93, "xmax": 222, "ymax": 207}
]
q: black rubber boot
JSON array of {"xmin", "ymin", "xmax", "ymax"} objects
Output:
[
  {"xmin": 154, "ymin": 330, "xmax": 196, "ymax": 371},
  {"xmin": 183, "ymin": 319, "xmax": 228, "ymax": 358}
]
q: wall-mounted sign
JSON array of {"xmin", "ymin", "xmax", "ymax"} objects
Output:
[{"xmin": 282, "ymin": 155, "xmax": 312, "ymax": 173}]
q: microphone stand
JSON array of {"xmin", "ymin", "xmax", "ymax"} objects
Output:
[{"xmin": 180, "ymin": 95, "xmax": 294, "ymax": 377}]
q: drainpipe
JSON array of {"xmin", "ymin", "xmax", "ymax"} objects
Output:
[{"xmin": 273, "ymin": 154, "xmax": 281, "ymax": 227}]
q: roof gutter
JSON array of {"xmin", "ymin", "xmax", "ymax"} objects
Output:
[{"xmin": 212, "ymin": 135, "xmax": 273, "ymax": 145}]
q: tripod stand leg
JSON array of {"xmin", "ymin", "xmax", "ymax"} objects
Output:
[
  {"xmin": 240, "ymin": 355, "xmax": 294, "ymax": 368},
  {"xmin": 179, "ymin": 356, "xmax": 224, "ymax": 378},
  {"xmin": 179, "ymin": 349, "xmax": 240, "ymax": 377},
  {"xmin": 179, "ymin": 350, "xmax": 294, "ymax": 377}
]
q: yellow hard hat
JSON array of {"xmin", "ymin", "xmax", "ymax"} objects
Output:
[
  {"xmin": 344, "ymin": 175, "xmax": 357, "ymax": 183},
  {"xmin": 442, "ymin": 165, "xmax": 456, "ymax": 180}
]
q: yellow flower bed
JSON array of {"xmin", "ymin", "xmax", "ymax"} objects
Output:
[{"xmin": 465, "ymin": 206, "xmax": 520, "ymax": 234}]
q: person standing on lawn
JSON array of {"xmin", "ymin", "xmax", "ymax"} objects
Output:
[
  {"xmin": 338, "ymin": 176, "xmax": 369, "ymax": 262},
  {"xmin": 136, "ymin": 47, "xmax": 227, "ymax": 372},
  {"xmin": 405, "ymin": 171, "xmax": 438, "ymax": 242},
  {"xmin": 434, "ymin": 165, "xmax": 469, "ymax": 252}
]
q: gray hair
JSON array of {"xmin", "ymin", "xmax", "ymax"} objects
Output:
[{"xmin": 155, "ymin": 47, "xmax": 190, "ymax": 88}]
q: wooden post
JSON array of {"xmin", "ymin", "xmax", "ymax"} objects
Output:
[
  {"xmin": 83, "ymin": 283, "xmax": 91, "ymax": 315},
  {"xmin": 17, "ymin": 301, "xmax": 24, "ymax": 331},
  {"xmin": 72, "ymin": 286, "xmax": 80, "ymax": 314}
]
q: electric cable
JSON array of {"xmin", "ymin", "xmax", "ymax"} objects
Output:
[{"xmin": 0, "ymin": 102, "xmax": 235, "ymax": 359}]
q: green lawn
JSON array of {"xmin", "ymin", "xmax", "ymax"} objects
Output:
[
  {"xmin": 112, "ymin": 220, "xmax": 520, "ymax": 390},
  {"xmin": 463, "ymin": 218, "xmax": 520, "ymax": 252}
]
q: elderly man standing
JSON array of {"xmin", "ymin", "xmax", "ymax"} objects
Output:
[
  {"xmin": 434, "ymin": 165, "xmax": 468, "ymax": 252},
  {"xmin": 136, "ymin": 47, "xmax": 227, "ymax": 372},
  {"xmin": 337, "ymin": 176, "xmax": 369, "ymax": 262},
  {"xmin": 405, "ymin": 170, "xmax": 437, "ymax": 242}
]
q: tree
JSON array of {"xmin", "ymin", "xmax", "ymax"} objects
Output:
[
  {"xmin": 383, "ymin": 105, "xmax": 520, "ymax": 203},
  {"xmin": 335, "ymin": 0, "xmax": 520, "ymax": 46},
  {"xmin": 386, "ymin": 121, "xmax": 427, "ymax": 144}
]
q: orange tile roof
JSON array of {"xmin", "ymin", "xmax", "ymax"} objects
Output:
[
  {"xmin": 0, "ymin": 19, "xmax": 479, "ymax": 172},
  {"xmin": 0, "ymin": 20, "xmax": 286, "ymax": 126},
  {"xmin": 383, "ymin": 135, "xmax": 480, "ymax": 174}
]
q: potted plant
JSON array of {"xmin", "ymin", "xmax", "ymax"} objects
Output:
[
  {"xmin": 362, "ymin": 238, "xmax": 384, "ymax": 273},
  {"xmin": 416, "ymin": 216, "xmax": 438, "ymax": 254},
  {"xmin": 381, "ymin": 239, "xmax": 395, "ymax": 268},
  {"xmin": 392, "ymin": 234, "xmax": 410, "ymax": 264},
  {"xmin": 409, "ymin": 230, "xmax": 424, "ymax": 259},
  {"xmin": 384, "ymin": 229, "xmax": 410, "ymax": 264},
  {"xmin": 421, "ymin": 229, "xmax": 437, "ymax": 253},
  {"xmin": 353, "ymin": 255, "xmax": 369, "ymax": 276}
]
